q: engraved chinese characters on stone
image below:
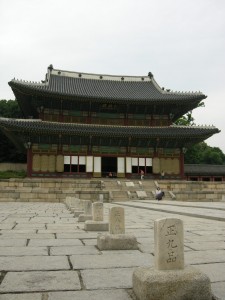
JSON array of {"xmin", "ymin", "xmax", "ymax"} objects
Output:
[
  {"xmin": 109, "ymin": 207, "xmax": 125, "ymax": 234},
  {"xmin": 93, "ymin": 202, "xmax": 104, "ymax": 221},
  {"xmin": 154, "ymin": 218, "xmax": 184, "ymax": 270}
]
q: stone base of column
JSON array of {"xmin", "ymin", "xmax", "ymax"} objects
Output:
[
  {"xmin": 72, "ymin": 210, "xmax": 84, "ymax": 217},
  {"xmin": 84, "ymin": 221, "xmax": 109, "ymax": 231},
  {"xmin": 78, "ymin": 214, "xmax": 92, "ymax": 222},
  {"xmin": 132, "ymin": 265, "xmax": 212, "ymax": 300},
  {"xmin": 97, "ymin": 233, "xmax": 138, "ymax": 250}
]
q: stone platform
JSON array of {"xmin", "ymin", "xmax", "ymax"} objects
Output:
[{"xmin": 0, "ymin": 200, "xmax": 224, "ymax": 299}]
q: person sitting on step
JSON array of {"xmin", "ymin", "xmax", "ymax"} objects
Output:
[{"xmin": 155, "ymin": 186, "xmax": 164, "ymax": 201}]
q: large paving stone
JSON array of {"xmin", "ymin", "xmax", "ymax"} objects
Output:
[
  {"xmin": 137, "ymin": 243, "xmax": 154, "ymax": 254},
  {"xmin": 189, "ymin": 230, "xmax": 225, "ymax": 236},
  {"xmin": 46, "ymin": 224, "xmax": 80, "ymax": 229},
  {"xmin": 48, "ymin": 289, "xmax": 132, "ymax": 300},
  {"xmin": 0, "ymin": 233, "xmax": 55, "ymax": 239},
  {"xmin": 29, "ymin": 238, "xmax": 83, "ymax": 247},
  {"xmin": 186, "ymin": 249, "xmax": 225, "ymax": 264},
  {"xmin": 0, "ymin": 271, "xmax": 81, "ymax": 293},
  {"xmin": 136, "ymin": 237, "xmax": 154, "ymax": 243},
  {"xmin": 38, "ymin": 229, "xmax": 84, "ymax": 233},
  {"xmin": 81, "ymin": 239, "xmax": 97, "ymax": 246},
  {"xmin": 2, "ymin": 218, "xmax": 30, "ymax": 223},
  {"xmin": 0, "ymin": 239, "xmax": 27, "ymax": 247},
  {"xmin": 125, "ymin": 229, "xmax": 152, "ymax": 238},
  {"xmin": 15, "ymin": 224, "xmax": 46, "ymax": 229},
  {"xmin": 211, "ymin": 282, "xmax": 225, "ymax": 300},
  {"xmin": 1, "ymin": 229, "xmax": 36, "ymax": 234},
  {"xmin": 197, "ymin": 262, "xmax": 225, "ymax": 282},
  {"xmin": 0, "ymin": 294, "xmax": 41, "ymax": 300},
  {"xmin": 56, "ymin": 218, "xmax": 78, "ymax": 223},
  {"xmin": 29, "ymin": 217, "xmax": 59, "ymax": 223},
  {"xmin": 0, "ymin": 256, "xmax": 70, "ymax": 271},
  {"xmin": 70, "ymin": 253, "xmax": 153, "ymax": 269},
  {"xmin": 0, "ymin": 247, "xmax": 47, "ymax": 256},
  {"xmin": 184, "ymin": 234, "xmax": 225, "ymax": 242},
  {"xmin": 0, "ymin": 201, "xmax": 225, "ymax": 298},
  {"xmin": 81, "ymin": 268, "xmax": 134, "ymax": 289},
  {"xmin": 101, "ymin": 250, "xmax": 141, "ymax": 255},
  {"xmin": 57, "ymin": 232, "xmax": 99, "ymax": 239},
  {"xmin": 0, "ymin": 224, "xmax": 15, "ymax": 230},
  {"xmin": 185, "ymin": 241, "xmax": 225, "ymax": 251},
  {"xmin": 50, "ymin": 245, "xmax": 99, "ymax": 255}
]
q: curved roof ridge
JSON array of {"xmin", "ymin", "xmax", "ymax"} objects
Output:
[
  {"xmin": 8, "ymin": 65, "xmax": 207, "ymax": 101},
  {"xmin": 49, "ymin": 66, "xmax": 204, "ymax": 96},
  {"xmin": 151, "ymin": 77, "xmax": 204, "ymax": 96},
  {"xmin": 50, "ymin": 67, "xmax": 151, "ymax": 82},
  {"xmin": 10, "ymin": 78, "xmax": 46, "ymax": 86},
  {"xmin": 171, "ymin": 124, "xmax": 218, "ymax": 129},
  {"xmin": 0, "ymin": 117, "xmax": 219, "ymax": 132},
  {"xmin": 48, "ymin": 66, "xmax": 205, "ymax": 96}
]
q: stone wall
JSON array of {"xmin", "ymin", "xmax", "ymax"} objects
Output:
[
  {"xmin": 0, "ymin": 178, "xmax": 109, "ymax": 203},
  {"xmin": 159, "ymin": 180, "xmax": 225, "ymax": 201},
  {"xmin": 0, "ymin": 177, "xmax": 225, "ymax": 203}
]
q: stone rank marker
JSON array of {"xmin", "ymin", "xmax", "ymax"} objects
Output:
[
  {"xmin": 97, "ymin": 206, "xmax": 138, "ymax": 250},
  {"xmin": 93, "ymin": 202, "xmax": 104, "ymax": 221},
  {"xmin": 133, "ymin": 217, "xmax": 212, "ymax": 300},
  {"xmin": 78, "ymin": 200, "xmax": 93, "ymax": 222},
  {"xmin": 84, "ymin": 202, "xmax": 109, "ymax": 231},
  {"xmin": 84, "ymin": 200, "xmax": 92, "ymax": 215},
  {"xmin": 154, "ymin": 218, "xmax": 184, "ymax": 270},
  {"xmin": 66, "ymin": 197, "xmax": 84, "ymax": 217},
  {"xmin": 109, "ymin": 206, "xmax": 125, "ymax": 234}
]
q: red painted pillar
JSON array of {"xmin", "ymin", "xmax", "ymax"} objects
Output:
[
  {"xmin": 26, "ymin": 148, "xmax": 32, "ymax": 177},
  {"xmin": 180, "ymin": 153, "xmax": 185, "ymax": 179}
]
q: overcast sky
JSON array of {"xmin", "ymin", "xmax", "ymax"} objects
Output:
[{"xmin": 0, "ymin": 0, "xmax": 225, "ymax": 151}]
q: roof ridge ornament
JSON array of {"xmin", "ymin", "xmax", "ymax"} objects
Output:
[{"xmin": 48, "ymin": 64, "xmax": 53, "ymax": 72}]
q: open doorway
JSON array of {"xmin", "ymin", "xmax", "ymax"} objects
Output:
[{"xmin": 102, "ymin": 157, "xmax": 117, "ymax": 177}]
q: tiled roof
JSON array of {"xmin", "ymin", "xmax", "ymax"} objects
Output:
[
  {"xmin": 8, "ymin": 66, "xmax": 206, "ymax": 103},
  {"xmin": 184, "ymin": 164, "xmax": 225, "ymax": 176},
  {"xmin": 0, "ymin": 118, "xmax": 219, "ymax": 138}
]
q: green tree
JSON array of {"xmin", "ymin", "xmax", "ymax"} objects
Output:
[
  {"xmin": 175, "ymin": 102, "xmax": 205, "ymax": 126},
  {"xmin": 0, "ymin": 99, "xmax": 22, "ymax": 118},
  {"xmin": 175, "ymin": 102, "xmax": 225, "ymax": 164},
  {"xmin": 0, "ymin": 99, "xmax": 26, "ymax": 163},
  {"xmin": 184, "ymin": 142, "xmax": 225, "ymax": 165},
  {"xmin": 175, "ymin": 111, "xmax": 195, "ymax": 126}
]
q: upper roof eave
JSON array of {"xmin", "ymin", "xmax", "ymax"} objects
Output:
[
  {"xmin": 8, "ymin": 66, "xmax": 207, "ymax": 103},
  {"xmin": 8, "ymin": 80, "xmax": 206, "ymax": 104},
  {"xmin": 0, "ymin": 118, "xmax": 220, "ymax": 138}
]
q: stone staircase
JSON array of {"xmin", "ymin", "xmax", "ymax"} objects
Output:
[
  {"xmin": 103, "ymin": 179, "xmax": 158, "ymax": 201},
  {"xmin": 1, "ymin": 177, "xmax": 224, "ymax": 203},
  {"xmin": 0, "ymin": 178, "xmax": 162, "ymax": 203}
]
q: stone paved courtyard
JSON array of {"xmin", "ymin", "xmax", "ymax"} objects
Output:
[{"xmin": 0, "ymin": 200, "xmax": 224, "ymax": 300}]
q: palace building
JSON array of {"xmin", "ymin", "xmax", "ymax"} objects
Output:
[{"xmin": 0, "ymin": 65, "xmax": 220, "ymax": 178}]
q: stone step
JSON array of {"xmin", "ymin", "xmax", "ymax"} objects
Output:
[
  {"xmin": 2, "ymin": 178, "xmax": 223, "ymax": 203},
  {"xmin": 111, "ymin": 191, "xmax": 130, "ymax": 201}
]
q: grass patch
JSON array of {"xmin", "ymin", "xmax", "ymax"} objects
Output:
[{"xmin": 0, "ymin": 170, "xmax": 26, "ymax": 179}]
